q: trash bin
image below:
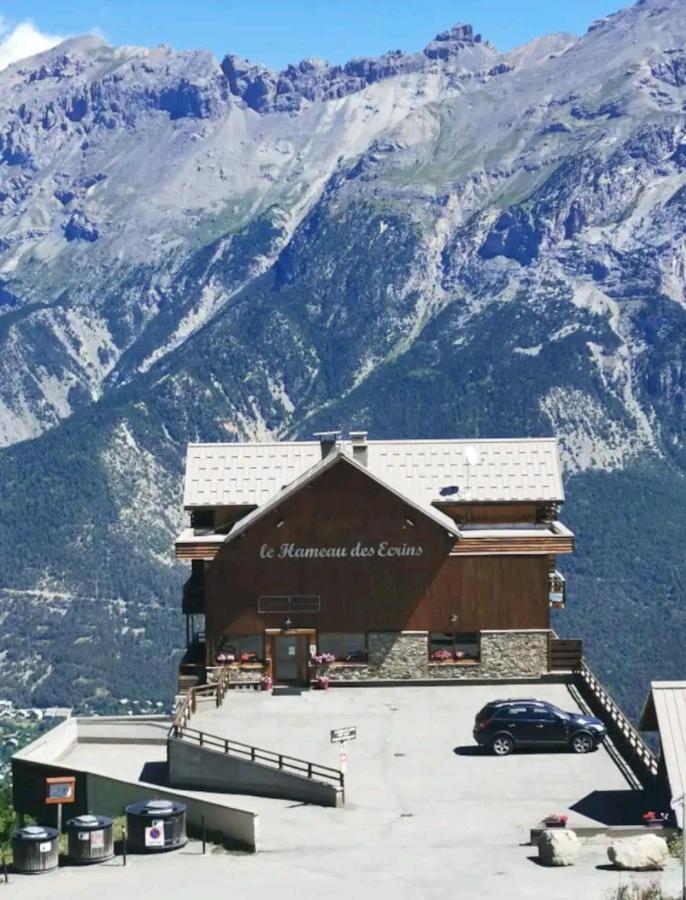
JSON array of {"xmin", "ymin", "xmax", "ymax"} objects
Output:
[
  {"xmin": 11, "ymin": 825, "xmax": 59, "ymax": 874},
  {"xmin": 125, "ymin": 799, "xmax": 187, "ymax": 852},
  {"xmin": 66, "ymin": 814, "xmax": 115, "ymax": 864}
]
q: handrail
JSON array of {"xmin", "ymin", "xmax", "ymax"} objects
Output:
[
  {"xmin": 171, "ymin": 664, "xmax": 233, "ymax": 734},
  {"xmin": 574, "ymin": 658, "xmax": 658, "ymax": 781},
  {"xmin": 168, "ymin": 665, "xmax": 343, "ymax": 791},
  {"xmin": 171, "ymin": 724, "xmax": 344, "ymax": 788}
]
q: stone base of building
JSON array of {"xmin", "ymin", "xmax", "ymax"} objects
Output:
[{"xmin": 314, "ymin": 630, "xmax": 550, "ymax": 683}]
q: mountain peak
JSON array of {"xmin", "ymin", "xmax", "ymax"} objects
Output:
[
  {"xmin": 222, "ymin": 21, "xmax": 496, "ymax": 114},
  {"xmin": 423, "ymin": 23, "xmax": 485, "ymax": 59}
]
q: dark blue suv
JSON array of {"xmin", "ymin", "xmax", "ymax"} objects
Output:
[{"xmin": 473, "ymin": 699, "xmax": 607, "ymax": 756}]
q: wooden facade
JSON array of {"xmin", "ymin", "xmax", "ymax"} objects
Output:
[{"xmin": 202, "ymin": 458, "xmax": 558, "ymax": 663}]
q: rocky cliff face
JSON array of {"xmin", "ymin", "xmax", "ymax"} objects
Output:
[
  {"xmin": 1, "ymin": 0, "xmax": 686, "ymax": 714},
  {"xmin": 221, "ymin": 24, "xmax": 494, "ymax": 113}
]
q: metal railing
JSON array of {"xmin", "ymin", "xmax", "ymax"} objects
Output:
[
  {"xmin": 171, "ymin": 664, "xmax": 232, "ymax": 734},
  {"xmin": 171, "ymin": 725, "xmax": 345, "ymax": 790},
  {"xmin": 573, "ymin": 659, "xmax": 658, "ymax": 786},
  {"xmin": 168, "ymin": 665, "xmax": 344, "ymax": 794}
]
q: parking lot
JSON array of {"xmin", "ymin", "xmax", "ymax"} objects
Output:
[{"xmin": 12, "ymin": 683, "xmax": 681, "ymax": 898}]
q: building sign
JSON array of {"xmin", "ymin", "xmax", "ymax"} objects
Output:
[{"xmin": 260, "ymin": 541, "xmax": 424, "ymax": 560}]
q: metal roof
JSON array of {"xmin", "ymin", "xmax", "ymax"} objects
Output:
[
  {"xmin": 640, "ymin": 681, "xmax": 686, "ymax": 826},
  {"xmin": 221, "ymin": 450, "xmax": 460, "ymax": 546},
  {"xmin": 183, "ymin": 437, "xmax": 564, "ymax": 508}
]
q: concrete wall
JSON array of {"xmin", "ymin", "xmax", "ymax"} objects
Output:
[
  {"xmin": 77, "ymin": 716, "xmax": 170, "ymax": 744},
  {"xmin": 86, "ymin": 771, "xmax": 258, "ymax": 851},
  {"xmin": 13, "ymin": 716, "xmax": 77, "ymax": 763},
  {"xmin": 168, "ymin": 737, "xmax": 341, "ymax": 807},
  {"xmin": 316, "ymin": 630, "xmax": 550, "ymax": 682}
]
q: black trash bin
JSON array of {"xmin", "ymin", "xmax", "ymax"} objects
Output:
[
  {"xmin": 11, "ymin": 825, "xmax": 60, "ymax": 874},
  {"xmin": 66, "ymin": 814, "xmax": 115, "ymax": 864},
  {"xmin": 125, "ymin": 800, "xmax": 187, "ymax": 853}
]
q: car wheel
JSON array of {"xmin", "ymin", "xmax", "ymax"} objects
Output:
[
  {"xmin": 491, "ymin": 734, "xmax": 514, "ymax": 756},
  {"xmin": 571, "ymin": 732, "xmax": 595, "ymax": 754}
]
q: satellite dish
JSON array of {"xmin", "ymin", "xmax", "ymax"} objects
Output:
[{"xmin": 464, "ymin": 446, "xmax": 479, "ymax": 467}]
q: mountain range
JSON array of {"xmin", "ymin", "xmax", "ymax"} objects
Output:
[{"xmin": 0, "ymin": 0, "xmax": 685, "ymax": 717}]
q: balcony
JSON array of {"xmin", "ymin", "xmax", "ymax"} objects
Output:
[
  {"xmin": 182, "ymin": 575, "xmax": 205, "ymax": 615},
  {"xmin": 549, "ymin": 570, "xmax": 566, "ymax": 609}
]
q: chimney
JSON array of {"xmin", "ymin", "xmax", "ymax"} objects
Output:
[
  {"xmin": 350, "ymin": 430, "xmax": 368, "ymax": 467},
  {"xmin": 314, "ymin": 430, "xmax": 341, "ymax": 459}
]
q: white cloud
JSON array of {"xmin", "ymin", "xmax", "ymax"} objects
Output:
[{"xmin": 0, "ymin": 17, "xmax": 63, "ymax": 71}]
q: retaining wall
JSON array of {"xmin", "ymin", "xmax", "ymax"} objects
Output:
[{"xmin": 168, "ymin": 736, "xmax": 341, "ymax": 807}]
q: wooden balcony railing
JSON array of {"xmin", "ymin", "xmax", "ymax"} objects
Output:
[{"xmin": 549, "ymin": 638, "xmax": 582, "ymax": 671}]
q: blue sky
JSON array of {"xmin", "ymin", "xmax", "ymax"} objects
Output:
[{"xmin": 0, "ymin": 1, "xmax": 627, "ymax": 69}]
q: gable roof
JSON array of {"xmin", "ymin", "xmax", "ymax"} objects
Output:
[
  {"xmin": 183, "ymin": 437, "xmax": 564, "ymax": 509},
  {"xmin": 220, "ymin": 449, "xmax": 460, "ymax": 547}
]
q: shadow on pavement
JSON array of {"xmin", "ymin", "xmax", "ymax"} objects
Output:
[
  {"xmin": 570, "ymin": 789, "xmax": 660, "ymax": 825},
  {"xmin": 139, "ymin": 760, "xmax": 169, "ymax": 784}
]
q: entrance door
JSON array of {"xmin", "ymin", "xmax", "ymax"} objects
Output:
[{"xmin": 272, "ymin": 634, "xmax": 307, "ymax": 684}]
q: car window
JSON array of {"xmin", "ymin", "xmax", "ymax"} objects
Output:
[
  {"xmin": 531, "ymin": 708, "xmax": 556, "ymax": 721},
  {"xmin": 496, "ymin": 705, "xmax": 530, "ymax": 718}
]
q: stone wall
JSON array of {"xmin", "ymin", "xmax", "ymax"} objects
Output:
[
  {"xmin": 316, "ymin": 630, "xmax": 550, "ymax": 683},
  {"xmin": 480, "ymin": 630, "xmax": 549, "ymax": 679},
  {"xmin": 368, "ymin": 631, "xmax": 429, "ymax": 679},
  {"xmin": 206, "ymin": 665, "xmax": 264, "ymax": 686}
]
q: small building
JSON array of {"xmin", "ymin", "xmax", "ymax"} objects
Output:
[
  {"xmin": 640, "ymin": 681, "xmax": 686, "ymax": 824},
  {"xmin": 174, "ymin": 433, "xmax": 576, "ymax": 687}
]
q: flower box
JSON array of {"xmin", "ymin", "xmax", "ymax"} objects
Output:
[
  {"xmin": 642, "ymin": 811, "xmax": 669, "ymax": 827},
  {"xmin": 542, "ymin": 814, "xmax": 568, "ymax": 828}
]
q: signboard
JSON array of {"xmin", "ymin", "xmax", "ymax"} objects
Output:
[
  {"xmin": 45, "ymin": 776, "xmax": 76, "ymax": 805},
  {"xmin": 260, "ymin": 541, "xmax": 424, "ymax": 560},
  {"xmin": 331, "ymin": 726, "xmax": 357, "ymax": 744},
  {"xmin": 145, "ymin": 821, "xmax": 165, "ymax": 848}
]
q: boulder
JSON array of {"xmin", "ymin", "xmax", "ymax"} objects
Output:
[
  {"xmin": 607, "ymin": 834, "xmax": 669, "ymax": 871},
  {"xmin": 537, "ymin": 829, "xmax": 580, "ymax": 866}
]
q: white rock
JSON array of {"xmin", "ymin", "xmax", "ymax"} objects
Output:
[
  {"xmin": 607, "ymin": 834, "xmax": 669, "ymax": 871},
  {"xmin": 537, "ymin": 829, "xmax": 580, "ymax": 866}
]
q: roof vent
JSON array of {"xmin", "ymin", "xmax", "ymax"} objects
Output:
[
  {"xmin": 350, "ymin": 431, "xmax": 368, "ymax": 467},
  {"xmin": 314, "ymin": 431, "xmax": 341, "ymax": 459}
]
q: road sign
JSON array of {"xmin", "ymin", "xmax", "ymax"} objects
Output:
[{"xmin": 331, "ymin": 726, "xmax": 357, "ymax": 744}]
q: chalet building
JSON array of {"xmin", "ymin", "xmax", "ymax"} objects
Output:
[{"xmin": 175, "ymin": 433, "xmax": 575, "ymax": 688}]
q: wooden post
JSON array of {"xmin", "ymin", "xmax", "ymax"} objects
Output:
[
  {"xmin": 122, "ymin": 827, "xmax": 127, "ymax": 866},
  {"xmin": 201, "ymin": 815, "xmax": 206, "ymax": 855}
]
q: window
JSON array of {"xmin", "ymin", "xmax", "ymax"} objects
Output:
[
  {"xmin": 216, "ymin": 634, "xmax": 263, "ymax": 663},
  {"xmin": 317, "ymin": 634, "xmax": 367, "ymax": 663},
  {"xmin": 530, "ymin": 708, "xmax": 556, "ymax": 721},
  {"xmin": 429, "ymin": 632, "xmax": 480, "ymax": 661},
  {"xmin": 495, "ymin": 705, "xmax": 530, "ymax": 718},
  {"xmin": 258, "ymin": 595, "xmax": 321, "ymax": 613}
]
